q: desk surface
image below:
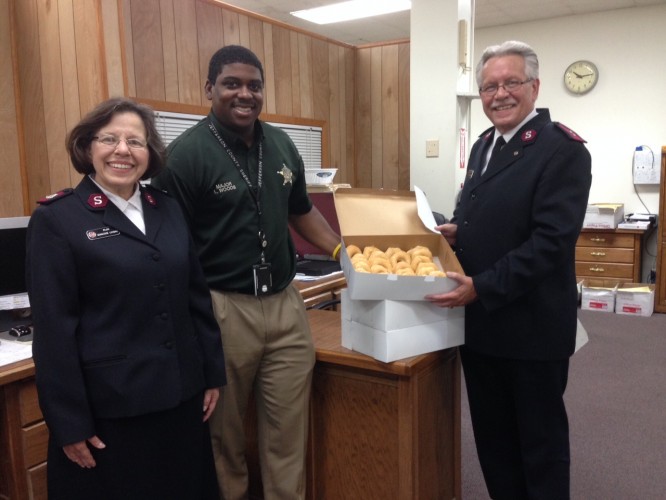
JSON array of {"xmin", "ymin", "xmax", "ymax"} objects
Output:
[
  {"xmin": 0, "ymin": 358, "xmax": 34, "ymax": 387},
  {"xmin": 1, "ymin": 309, "xmax": 452, "ymax": 387}
]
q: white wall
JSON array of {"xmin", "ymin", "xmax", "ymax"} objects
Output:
[
  {"xmin": 409, "ymin": 4, "xmax": 664, "ymax": 277},
  {"xmin": 410, "ymin": 0, "xmax": 460, "ymax": 211},
  {"xmin": 471, "ymin": 5, "xmax": 666, "ymax": 217}
]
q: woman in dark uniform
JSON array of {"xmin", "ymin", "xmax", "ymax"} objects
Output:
[{"xmin": 26, "ymin": 98, "xmax": 226, "ymax": 500}]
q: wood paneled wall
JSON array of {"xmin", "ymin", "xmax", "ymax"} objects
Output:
[
  {"xmin": 355, "ymin": 42, "xmax": 410, "ymax": 190},
  {"xmin": 2, "ymin": 0, "xmax": 411, "ymax": 217},
  {"xmin": 0, "ymin": 0, "xmax": 23, "ymax": 217},
  {"xmin": 6, "ymin": 0, "xmax": 108, "ymax": 217}
]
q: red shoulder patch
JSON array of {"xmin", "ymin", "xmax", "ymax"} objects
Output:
[
  {"xmin": 554, "ymin": 122, "xmax": 586, "ymax": 143},
  {"xmin": 37, "ymin": 189, "xmax": 74, "ymax": 205}
]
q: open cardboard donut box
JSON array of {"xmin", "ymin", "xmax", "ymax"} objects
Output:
[{"xmin": 334, "ymin": 187, "xmax": 464, "ymax": 301}]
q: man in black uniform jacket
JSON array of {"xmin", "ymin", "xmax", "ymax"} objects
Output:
[{"xmin": 426, "ymin": 41, "xmax": 592, "ymax": 499}]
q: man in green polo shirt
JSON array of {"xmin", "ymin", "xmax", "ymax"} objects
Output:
[{"xmin": 152, "ymin": 45, "xmax": 341, "ymax": 500}]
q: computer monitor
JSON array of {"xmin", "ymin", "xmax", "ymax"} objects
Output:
[
  {"xmin": 290, "ymin": 192, "xmax": 341, "ymax": 260},
  {"xmin": 0, "ymin": 216, "xmax": 31, "ymax": 312}
]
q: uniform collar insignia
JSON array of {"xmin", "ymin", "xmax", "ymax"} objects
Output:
[
  {"xmin": 87, "ymin": 193, "xmax": 109, "ymax": 209},
  {"xmin": 37, "ymin": 188, "xmax": 74, "ymax": 205},
  {"xmin": 521, "ymin": 129, "xmax": 538, "ymax": 143},
  {"xmin": 278, "ymin": 164, "xmax": 293, "ymax": 185},
  {"xmin": 142, "ymin": 190, "xmax": 157, "ymax": 206}
]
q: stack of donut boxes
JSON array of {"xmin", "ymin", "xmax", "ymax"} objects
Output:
[
  {"xmin": 335, "ymin": 188, "xmax": 465, "ymax": 362},
  {"xmin": 580, "ymin": 203, "xmax": 655, "ymax": 316}
]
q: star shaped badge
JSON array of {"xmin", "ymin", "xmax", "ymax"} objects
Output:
[{"xmin": 278, "ymin": 164, "xmax": 293, "ymax": 185}]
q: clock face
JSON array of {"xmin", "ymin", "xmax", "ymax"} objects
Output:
[{"xmin": 564, "ymin": 60, "xmax": 598, "ymax": 95}]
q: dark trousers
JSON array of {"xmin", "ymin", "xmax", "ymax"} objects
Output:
[
  {"xmin": 47, "ymin": 392, "xmax": 219, "ymax": 500},
  {"xmin": 460, "ymin": 346, "xmax": 571, "ymax": 500}
]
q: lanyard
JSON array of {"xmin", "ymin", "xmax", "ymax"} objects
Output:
[{"xmin": 208, "ymin": 120, "xmax": 268, "ymax": 262}]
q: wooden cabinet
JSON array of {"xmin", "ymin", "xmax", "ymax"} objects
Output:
[
  {"xmin": 306, "ymin": 310, "xmax": 460, "ymax": 500},
  {"xmin": 655, "ymin": 147, "xmax": 666, "ymax": 313},
  {"xmin": 0, "ymin": 362, "xmax": 48, "ymax": 500},
  {"xmin": 576, "ymin": 229, "xmax": 644, "ymax": 283}
]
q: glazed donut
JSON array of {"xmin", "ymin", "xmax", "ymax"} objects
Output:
[
  {"xmin": 369, "ymin": 257, "xmax": 391, "ymax": 270},
  {"xmin": 370, "ymin": 264, "xmax": 390, "ymax": 274},
  {"xmin": 351, "ymin": 253, "xmax": 368, "ymax": 265},
  {"xmin": 410, "ymin": 254, "xmax": 432, "ymax": 272},
  {"xmin": 353, "ymin": 260, "xmax": 371, "ymax": 273},
  {"xmin": 363, "ymin": 245, "xmax": 380, "ymax": 258},
  {"xmin": 384, "ymin": 247, "xmax": 401, "ymax": 259},
  {"xmin": 346, "ymin": 244, "xmax": 362, "ymax": 258},
  {"xmin": 416, "ymin": 263, "xmax": 438, "ymax": 276},
  {"xmin": 408, "ymin": 245, "xmax": 433, "ymax": 260},
  {"xmin": 393, "ymin": 261, "xmax": 411, "ymax": 271},
  {"xmin": 389, "ymin": 251, "xmax": 411, "ymax": 269},
  {"xmin": 428, "ymin": 270, "xmax": 447, "ymax": 277},
  {"xmin": 369, "ymin": 250, "xmax": 388, "ymax": 260}
]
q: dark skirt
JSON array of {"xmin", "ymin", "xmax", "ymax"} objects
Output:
[{"xmin": 46, "ymin": 392, "xmax": 219, "ymax": 500}]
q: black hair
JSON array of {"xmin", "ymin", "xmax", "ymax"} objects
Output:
[{"xmin": 207, "ymin": 45, "xmax": 265, "ymax": 84}]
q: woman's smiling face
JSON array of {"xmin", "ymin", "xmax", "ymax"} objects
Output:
[{"xmin": 89, "ymin": 111, "xmax": 149, "ymax": 200}]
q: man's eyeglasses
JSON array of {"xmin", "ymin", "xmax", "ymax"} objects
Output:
[
  {"xmin": 479, "ymin": 79, "xmax": 533, "ymax": 96},
  {"xmin": 93, "ymin": 135, "xmax": 147, "ymax": 150}
]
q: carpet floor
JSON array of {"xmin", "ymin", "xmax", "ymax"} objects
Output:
[{"xmin": 461, "ymin": 309, "xmax": 666, "ymax": 500}]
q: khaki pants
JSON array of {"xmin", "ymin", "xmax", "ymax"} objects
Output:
[{"xmin": 209, "ymin": 285, "xmax": 315, "ymax": 500}]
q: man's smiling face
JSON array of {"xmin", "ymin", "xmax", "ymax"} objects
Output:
[
  {"xmin": 479, "ymin": 54, "xmax": 539, "ymax": 134},
  {"xmin": 205, "ymin": 62, "xmax": 264, "ymax": 144}
]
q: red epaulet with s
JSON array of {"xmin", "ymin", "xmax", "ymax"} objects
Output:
[
  {"xmin": 554, "ymin": 122, "xmax": 586, "ymax": 143},
  {"xmin": 37, "ymin": 188, "xmax": 74, "ymax": 205}
]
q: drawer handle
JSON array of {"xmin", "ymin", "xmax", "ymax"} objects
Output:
[
  {"xmin": 589, "ymin": 267, "xmax": 605, "ymax": 273},
  {"xmin": 590, "ymin": 251, "xmax": 606, "ymax": 257},
  {"xmin": 590, "ymin": 237, "xmax": 606, "ymax": 243}
]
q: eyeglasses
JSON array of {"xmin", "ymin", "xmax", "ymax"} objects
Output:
[
  {"xmin": 93, "ymin": 135, "xmax": 147, "ymax": 150},
  {"xmin": 479, "ymin": 79, "xmax": 533, "ymax": 96}
]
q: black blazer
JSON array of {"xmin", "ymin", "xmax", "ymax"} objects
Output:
[
  {"xmin": 453, "ymin": 109, "xmax": 591, "ymax": 360},
  {"xmin": 27, "ymin": 176, "xmax": 226, "ymax": 447}
]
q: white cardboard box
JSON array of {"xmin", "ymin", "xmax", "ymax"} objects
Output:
[
  {"xmin": 335, "ymin": 187, "xmax": 464, "ymax": 301},
  {"xmin": 582, "ymin": 203, "xmax": 624, "ymax": 229},
  {"xmin": 340, "ymin": 288, "xmax": 453, "ymax": 330},
  {"xmin": 340, "ymin": 289, "xmax": 464, "ymax": 362},
  {"xmin": 341, "ymin": 315, "xmax": 464, "ymax": 363},
  {"xmin": 615, "ymin": 283, "xmax": 655, "ymax": 317},
  {"xmin": 581, "ymin": 279, "xmax": 619, "ymax": 312}
]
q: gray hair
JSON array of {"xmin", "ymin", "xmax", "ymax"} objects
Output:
[{"xmin": 475, "ymin": 40, "xmax": 539, "ymax": 87}]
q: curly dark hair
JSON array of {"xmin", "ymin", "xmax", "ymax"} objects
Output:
[
  {"xmin": 65, "ymin": 97, "xmax": 166, "ymax": 180},
  {"xmin": 207, "ymin": 45, "xmax": 264, "ymax": 85}
]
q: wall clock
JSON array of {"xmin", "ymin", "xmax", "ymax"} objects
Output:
[{"xmin": 563, "ymin": 60, "xmax": 599, "ymax": 95}]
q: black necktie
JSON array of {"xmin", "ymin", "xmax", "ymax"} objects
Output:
[{"xmin": 484, "ymin": 136, "xmax": 506, "ymax": 175}]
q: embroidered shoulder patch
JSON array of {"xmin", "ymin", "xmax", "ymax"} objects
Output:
[
  {"xmin": 37, "ymin": 189, "xmax": 74, "ymax": 205},
  {"xmin": 554, "ymin": 122, "xmax": 586, "ymax": 143}
]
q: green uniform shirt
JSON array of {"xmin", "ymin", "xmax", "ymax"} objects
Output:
[{"xmin": 152, "ymin": 112, "xmax": 312, "ymax": 294}]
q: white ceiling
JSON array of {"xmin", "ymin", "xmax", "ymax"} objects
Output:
[{"xmin": 216, "ymin": 0, "xmax": 666, "ymax": 45}]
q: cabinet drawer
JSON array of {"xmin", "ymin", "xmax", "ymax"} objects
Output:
[
  {"xmin": 28, "ymin": 461, "xmax": 48, "ymax": 500},
  {"xmin": 23, "ymin": 421, "xmax": 49, "ymax": 468},
  {"xmin": 19, "ymin": 381, "xmax": 43, "ymax": 426},
  {"xmin": 577, "ymin": 232, "xmax": 635, "ymax": 249},
  {"xmin": 575, "ymin": 262, "xmax": 634, "ymax": 279},
  {"xmin": 575, "ymin": 247, "xmax": 635, "ymax": 263}
]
